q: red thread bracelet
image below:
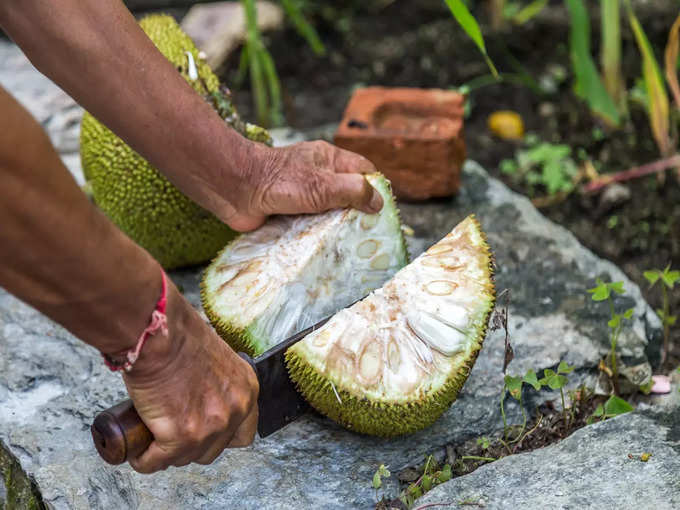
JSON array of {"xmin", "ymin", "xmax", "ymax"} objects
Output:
[{"xmin": 102, "ymin": 269, "xmax": 168, "ymax": 372}]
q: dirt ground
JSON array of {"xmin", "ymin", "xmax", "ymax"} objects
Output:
[{"xmin": 221, "ymin": 1, "xmax": 680, "ymax": 369}]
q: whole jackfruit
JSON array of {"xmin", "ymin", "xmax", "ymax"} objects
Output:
[
  {"xmin": 80, "ymin": 15, "xmax": 271, "ymax": 269},
  {"xmin": 201, "ymin": 174, "xmax": 409, "ymax": 357}
]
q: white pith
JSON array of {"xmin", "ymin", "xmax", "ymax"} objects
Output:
[
  {"xmin": 289, "ymin": 217, "xmax": 493, "ymax": 404},
  {"xmin": 202, "ymin": 176, "xmax": 407, "ymax": 353}
]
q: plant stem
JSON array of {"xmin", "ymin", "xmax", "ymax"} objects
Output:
[
  {"xmin": 662, "ymin": 284, "xmax": 670, "ymax": 366},
  {"xmin": 511, "ymin": 396, "xmax": 527, "ymax": 444},
  {"xmin": 560, "ymin": 387, "xmax": 568, "ymax": 433},
  {"xmin": 608, "ymin": 296, "xmax": 620, "ymax": 395},
  {"xmin": 581, "ymin": 154, "xmax": 680, "ymax": 192},
  {"xmin": 500, "ymin": 390, "xmax": 508, "ymax": 440}
]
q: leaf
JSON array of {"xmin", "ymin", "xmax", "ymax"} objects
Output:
[
  {"xmin": 501, "ymin": 159, "xmax": 518, "ymax": 174},
  {"xmin": 664, "ymin": 14, "xmax": 680, "ymax": 110},
  {"xmin": 644, "ymin": 270, "xmax": 661, "ymax": 286},
  {"xmin": 558, "ymin": 361, "xmax": 575, "ymax": 374},
  {"xmin": 603, "ymin": 395, "xmax": 634, "ymax": 416},
  {"xmin": 629, "ymin": 6, "xmax": 671, "ymax": 156},
  {"xmin": 372, "ymin": 472, "xmax": 382, "ymax": 490},
  {"xmin": 623, "ymin": 308, "xmax": 634, "ymax": 319},
  {"xmin": 504, "ymin": 375, "xmax": 523, "ymax": 400},
  {"xmin": 444, "ymin": 0, "xmax": 498, "ymax": 77},
  {"xmin": 513, "ymin": 0, "xmax": 549, "ymax": 25},
  {"xmin": 608, "ymin": 315, "xmax": 621, "ymax": 329},
  {"xmin": 587, "ymin": 280, "xmax": 610, "ymax": 301},
  {"xmin": 609, "ymin": 281, "xmax": 626, "ymax": 295},
  {"xmin": 601, "ymin": 0, "xmax": 624, "ymax": 106},
  {"xmin": 422, "ymin": 475, "xmax": 432, "ymax": 492},
  {"xmin": 438, "ymin": 464, "xmax": 452, "ymax": 483},
  {"xmin": 547, "ymin": 374, "xmax": 568, "ymax": 390},
  {"xmin": 592, "ymin": 403, "xmax": 605, "ymax": 417},
  {"xmin": 565, "ymin": 0, "xmax": 620, "ymax": 126},
  {"xmin": 668, "ymin": 315, "xmax": 677, "ymax": 326},
  {"xmin": 662, "ymin": 269, "xmax": 680, "ymax": 288},
  {"xmin": 523, "ymin": 369, "xmax": 542, "ymax": 391},
  {"xmin": 280, "ymin": 0, "xmax": 326, "ymax": 56}
]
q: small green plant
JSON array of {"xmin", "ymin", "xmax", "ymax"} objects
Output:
[
  {"xmin": 398, "ymin": 455, "xmax": 452, "ymax": 508},
  {"xmin": 587, "ymin": 395, "xmax": 633, "ymax": 424},
  {"xmin": 644, "ymin": 265, "xmax": 679, "ymax": 365},
  {"xmin": 500, "ymin": 138, "xmax": 579, "ymax": 196},
  {"xmin": 587, "ymin": 278, "xmax": 634, "ymax": 395},
  {"xmin": 444, "ymin": 0, "xmax": 498, "ymax": 77},
  {"xmin": 372, "ymin": 464, "xmax": 391, "ymax": 501},
  {"xmin": 539, "ymin": 361, "xmax": 575, "ymax": 431},
  {"xmin": 476, "ymin": 436, "xmax": 491, "ymax": 450},
  {"xmin": 500, "ymin": 368, "xmax": 542, "ymax": 443}
]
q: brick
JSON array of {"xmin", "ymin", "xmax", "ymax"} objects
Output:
[{"xmin": 334, "ymin": 87, "xmax": 465, "ymax": 201}]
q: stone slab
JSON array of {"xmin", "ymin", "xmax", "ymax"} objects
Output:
[{"xmin": 417, "ymin": 406, "xmax": 680, "ymax": 509}]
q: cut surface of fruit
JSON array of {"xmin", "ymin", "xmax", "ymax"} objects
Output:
[
  {"xmin": 201, "ymin": 174, "xmax": 408, "ymax": 357},
  {"xmin": 285, "ymin": 215, "xmax": 495, "ymax": 436}
]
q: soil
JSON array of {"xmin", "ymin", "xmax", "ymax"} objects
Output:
[{"xmin": 219, "ymin": 0, "xmax": 680, "ymax": 368}]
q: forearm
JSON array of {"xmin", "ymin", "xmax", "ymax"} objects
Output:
[
  {"xmin": 0, "ymin": 0, "xmax": 256, "ymax": 218},
  {"xmin": 0, "ymin": 85, "xmax": 165, "ymax": 356}
]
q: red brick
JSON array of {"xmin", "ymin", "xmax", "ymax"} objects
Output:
[{"xmin": 334, "ymin": 87, "xmax": 465, "ymax": 201}]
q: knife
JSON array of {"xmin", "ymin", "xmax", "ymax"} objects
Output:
[{"xmin": 90, "ymin": 316, "xmax": 331, "ymax": 465}]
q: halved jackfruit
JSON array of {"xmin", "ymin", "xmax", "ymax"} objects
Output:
[
  {"xmin": 286, "ymin": 215, "xmax": 494, "ymax": 436},
  {"xmin": 201, "ymin": 174, "xmax": 408, "ymax": 357}
]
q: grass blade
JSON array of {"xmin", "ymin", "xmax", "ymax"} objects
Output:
[
  {"xmin": 629, "ymin": 6, "xmax": 671, "ymax": 156},
  {"xmin": 601, "ymin": 0, "xmax": 625, "ymax": 108},
  {"xmin": 444, "ymin": 0, "xmax": 498, "ymax": 78},
  {"xmin": 664, "ymin": 14, "xmax": 680, "ymax": 110},
  {"xmin": 513, "ymin": 0, "xmax": 548, "ymax": 25},
  {"xmin": 565, "ymin": 0, "xmax": 620, "ymax": 126},
  {"xmin": 280, "ymin": 0, "xmax": 326, "ymax": 56}
]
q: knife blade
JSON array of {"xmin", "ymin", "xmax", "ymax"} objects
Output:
[{"xmin": 90, "ymin": 316, "xmax": 331, "ymax": 465}]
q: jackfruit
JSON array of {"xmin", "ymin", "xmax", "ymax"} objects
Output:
[
  {"xmin": 201, "ymin": 174, "xmax": 408, "ymax": 357},
  {"xmin": 80, "ymin": 15, "xmax": 271, "ymax": 269},
  {"xmin": 286, "ymin": 215, "xmax": 495, "ymax": 436}
]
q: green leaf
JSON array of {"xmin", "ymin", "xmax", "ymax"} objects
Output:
[
  {"xmin": 608, "ymin": 315, "xmax": 621, "ymax": 329},
  {"xmin": 422, "ymin": 475, "xmax": 432, "ymax": 492},
  {"xmin": 609, "ymin": 281, "xmax": 626, "ymax": 295},
  {"xmin": 623, "ymin": 308, "xmax": 634, "ymax": 319},
  {"xmin": 523, "ymin": 369, "xmax": 542, "ymax": 391},
  {"xmin": 372, "ymin": 472, "xmax": 382, "ymax": 490},
  {"xmin": 662, "ymin": 269, "xmax": 680, "ymax": 288},
  {"xmin": 565, "ymin": 0, "xmax": 620, "ymax": 126},
  {"xmin": 593, "ymin": 403, "xmax": 604, "ymax": 417},
  {"xmin": 501, "ymin": 159, "xmax": 518, "ymax": 174},
  {"xmin": 587, "ymin": 280, "xmax": 610, "ymax": 301},
  {"xmin": 644, "ymin": 270, "xmax": 661, "ymax": 286},
  {"xmin": 513, "ymin": 0, "xmax": 549, "ymax": 25},
  {"xmin": 280, "ymin": 0, "xmax": 326, "ymax": 56},
  {"xmin": 444, "ymin": 0, "xmax": 498, "ymax": 77},
  {"xmin": 546, "ymin": 374, "xmax": 568, "ymax": 390},
  {"xmin": 603, "ymin": 395, "xmax": 634, "ymax": 416},
  {"xmin": 668, "ymin": 315, "xmax": 677, "ymax": 326},
  {"xmin": 438, "ymin": 464, "xmax": 452, "ymax": 483},
  {"xmin": 505, "ymin": 375, "xmax": 523, "ymax": 400},
  {"xmin": 557, "ymin": 361, "xmax": 575, "ymax": 374}
]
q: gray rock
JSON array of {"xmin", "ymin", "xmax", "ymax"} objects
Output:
[
  {"xmin": 0, "ymin": 158, "xmax": 662, "ymax": 509},
  {"xmin": 416, "ymin": 407, "xmax": 680, "ymax": 509}
]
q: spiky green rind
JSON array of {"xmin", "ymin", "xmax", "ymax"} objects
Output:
[
  {"xmin": 80, "ymin": 15, "xmax": 268, "ymax": 269},
  {"xmin": 201, "ymin": 305, "xmax": 262, "ymax": 357},
  {"xmin": 285, "ymin": 215, "xmax": 495, "ymax": 436}
]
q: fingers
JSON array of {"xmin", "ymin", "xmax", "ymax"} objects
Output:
[
  {"xmin": 129, "ymin": 441, "xmax": 173, "ymax": 474},
  {"xmin": 316, "ymin": 173, "xmax": 384, "ymax": 214},
  {"xmin": 331, "ymin": 145, "xmax": 377, "ymax": 175}
]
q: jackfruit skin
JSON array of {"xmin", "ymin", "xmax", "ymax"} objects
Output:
[
  {"xmin": 200, "ymin": 174, "xmax": 409, "ymax": 358},
  {"xmin": 285, "ymin": 216, "xmax": 495, "ymax": 437},
  {"xmin": 80, "ymin": 15, "xmax": 267, "ymax": 269}
]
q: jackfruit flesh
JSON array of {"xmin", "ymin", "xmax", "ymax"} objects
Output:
[
  {"xmin": 201, "ymin": 174, "xmax": 408, "ymax": 357},
  {"xmin": 286, "ymin": 215, "xmax": 495, "ymax": 436},
  {"xmin": 80, "ymin": 15, "xmax": 270, "ymax": 269}
]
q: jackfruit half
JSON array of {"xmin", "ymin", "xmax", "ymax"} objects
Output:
[
  {"xmin": 80, "ymin": 15, "xmax": 270, "ymax": 269},
  {"xmin": 286, "ymin": 215, "xmax": 495, "ymax": 436},
  {"xmin": 201, "ymin": 174, "xmax": 409, "ymax": 357}
]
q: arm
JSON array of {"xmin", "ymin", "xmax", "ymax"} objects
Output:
[
  {"xmin": 0, "ymin": 85, "xmax": 258, "ymax": 472},
  {"xmin": 0, "ymin": 0, "xmax": 382, "ymax": 233}
]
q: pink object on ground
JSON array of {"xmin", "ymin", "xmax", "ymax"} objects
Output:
[
  {"xmin": 334, "ymin": 87, "xmax": 466, "ymax": 201},
  {"xmin": 650, "ymin": 375, "xmax": 671, "ymax": 394}
]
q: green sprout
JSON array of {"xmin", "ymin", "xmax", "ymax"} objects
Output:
[
  {"xmin": 587, "ymin": 395, "xmax": 634, "ymax": 424},
  {"xmin": 539, "ymin": 361, "xmax": 575, "ymax": 431},
  {"xmin": 500, "ymin": 368, "xmax": 542, "ymax": 444},
  {"xmin": 398, "ymin": 455, "xmax": 452, "ymax": 508},
  {"xmin": 644, "ymin": 265, "xmax": 679, "ymax": 366},
  {"xmin": 587, "ymin": 278, "xmax": 634, "ymax": 395},
  {"xmin": 372, "ymin": 464, "xmax": 390, "ymax": 502}
]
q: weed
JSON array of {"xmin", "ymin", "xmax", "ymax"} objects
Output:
[
  {"xmin": 372, "ymin": 464, "xmax": 391, "ymax": 502},
  {"xmin": 398, "ymin": 455, "xmax": 452, "ymax": 508},
  {"xmin": 539, "ymin": 361, "xmax": 575, "ymax": 432},
  {"xmin": 501, "ymin": 138, "xmax": 579, "ymax": 196},
  {"xmin": 587, "ymin": 395, "xmax": 633, "ymax": 424},
  {"xmin": 587, "ymin": 278, "xmax": 634, "ymax": 395},
  {"xmin": 644, "ymin": 265, "xmax": 679, "ymax": 365}
]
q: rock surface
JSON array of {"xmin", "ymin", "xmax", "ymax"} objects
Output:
[
  {"xmin": 417, "ymin": 406, "xmax": 680, "ymax": 509},
  {"xmin": 0, "ymin": 42, "xmax": 666, "ymax": 509}
]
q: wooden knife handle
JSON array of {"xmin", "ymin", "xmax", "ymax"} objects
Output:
[{"xmin": 91, "ymin": 399, "xmax": 152, "ymax": 465}]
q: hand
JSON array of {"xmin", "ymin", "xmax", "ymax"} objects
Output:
[
  {"xmin": 219, "ymin": 140, "xmax": 384, "ymax": 232},
  {"xmin": 120, "ymin": 285, "xmax": 259, "ymax": 473}
]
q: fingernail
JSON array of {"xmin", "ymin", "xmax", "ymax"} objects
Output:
[{"xmin": 368, "ymin": 190, "xmax": 383, "ymax": 213}]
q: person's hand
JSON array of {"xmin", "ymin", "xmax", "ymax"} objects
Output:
[
  {"xmin": 219, "ymin": 140, "xmax": 384, "ymax": 232},
  {"xmin": 120, "ymin": 285, "xmax": 259, "ymax": 473}
]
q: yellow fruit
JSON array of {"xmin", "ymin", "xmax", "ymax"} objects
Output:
[{"xmin": 488, "ymin": 110, "xmax": 525, "ymax": 140}]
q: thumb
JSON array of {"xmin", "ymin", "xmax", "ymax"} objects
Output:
[{"xmin": 317, "ymin": 173, "xmax": 384, "ymax": 214}]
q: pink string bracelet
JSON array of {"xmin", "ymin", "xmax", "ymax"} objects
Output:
[{"xmin": 102, "ymin": 269, "xmax": 169, "ymax": 372}]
